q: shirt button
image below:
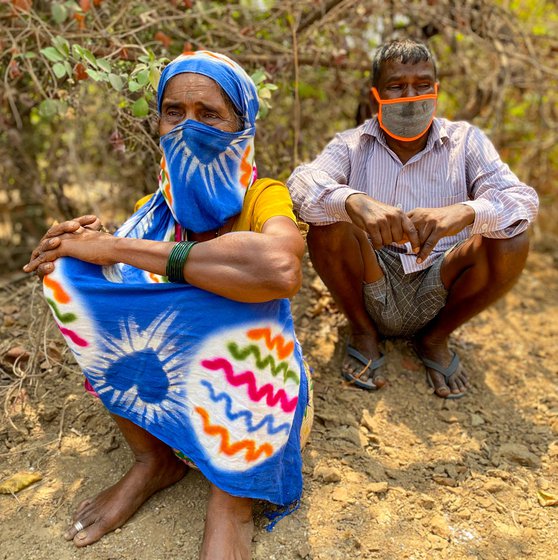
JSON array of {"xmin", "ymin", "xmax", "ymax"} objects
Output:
[
  {"xmin": 481, "ymin": 223, "xmax": 489, "ymax": 232},
  {"xmin": 396, "ymin": 203, "xmax": 403, "ymax": 209}
]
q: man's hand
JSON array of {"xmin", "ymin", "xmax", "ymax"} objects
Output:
[
  {"xmin": 23, "ymin": 215, "xmax": 112, "ymax": 278},
  {"xmin": 346, "ymin": 193, "xmax": 420, "ymax": 251},
  {"xmin": 407, "ymin": 204, "xmax": 475, "ymax": 263}
]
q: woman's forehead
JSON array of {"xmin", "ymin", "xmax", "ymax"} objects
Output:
[{"xmin": 164, "ymin": 72, "xmax": 221, "ymax": 96}]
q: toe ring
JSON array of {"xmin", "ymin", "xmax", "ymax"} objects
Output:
[{"xmin": 73, "ymin": 520, "xmax": 84, "ymax": 533}]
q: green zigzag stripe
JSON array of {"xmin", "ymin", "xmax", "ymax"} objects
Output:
[
  {"xmin": 46, "ymin": 298, "xmax": 77, "ymax": 324},
  {"xmin": 227, "ymin": 342, "xmax": 300, "ymax": 385}
]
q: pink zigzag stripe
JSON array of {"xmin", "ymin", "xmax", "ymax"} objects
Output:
[
  {"xmin": 58, "ymin": 325, "xmax": 89, "ymax": 347},
  {"xmin": 201, "ymin": 358, "xmax": 298, "ymax": 413}
]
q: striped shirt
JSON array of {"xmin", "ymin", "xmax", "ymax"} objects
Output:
[{"xmin": 287, "ymin": 117, "xmax": 539, "ymax": 273}]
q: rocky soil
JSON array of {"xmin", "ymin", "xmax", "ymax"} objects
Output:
[{"xmin": 1, "ymin": 246, "xmax": 557, "ymax": 560}]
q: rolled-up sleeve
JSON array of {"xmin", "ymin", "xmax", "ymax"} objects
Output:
[
  {"xmin": 287, "ymin": 132, "xmax": 363, "ymax": 224},
  {"xmin": 462, "ymin": 127, "xmax": 539, "ymax": 238}
]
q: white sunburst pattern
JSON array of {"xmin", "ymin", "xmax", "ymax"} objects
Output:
[
  {"xmin": 83, "ymin": 310, "xmax": 191, "ymax": 426},
  {"xmin": 164, "ymin": 129, "xmax": 254, "ymax": 201}
]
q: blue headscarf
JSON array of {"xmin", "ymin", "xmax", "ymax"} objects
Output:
[{"xmin": 157, "ymin": 50, "xmax": 259, "ymax": 126}]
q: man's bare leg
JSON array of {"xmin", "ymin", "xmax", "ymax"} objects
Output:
[
  {"xmin": 416, "ymin": 232, "xmax": 530, "ymax": 397},
  {"xmin": 307, "ymin": 222, "xmax": 387, "ymax": 388},
  {"xmin": 64, "ymin": 414, "xmax": 187, "ymax": 547},
  {"xmin": 200, "ymin": 484, "xmax": 253, "ymax": 560}
]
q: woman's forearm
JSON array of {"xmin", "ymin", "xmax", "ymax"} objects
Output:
[
  {"xmin": 183, "ymin": 233, "xmax": 302, "ymax": 302},
  {"xmin": 114, "ymin": 231, "xmax": 302, "ymax": 303},
  {"xmin": 25, "ymin": 218, "xmax": 304, "ymax": 303}
]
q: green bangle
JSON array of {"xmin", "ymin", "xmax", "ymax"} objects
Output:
[{"xmin": 166, "ymin": 241, "xmax": 197, "ymax": 283}]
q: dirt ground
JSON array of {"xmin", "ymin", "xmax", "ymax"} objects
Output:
[{"xmin": 1, "ymin": 244, "xmax": 557, "ymax": 560}]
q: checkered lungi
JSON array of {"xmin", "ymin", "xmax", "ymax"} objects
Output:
[{"xmin": 363, "ymin": 247, "xmax": 448, "ymax": 337}]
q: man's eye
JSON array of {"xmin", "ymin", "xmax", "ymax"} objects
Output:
[{"xmin": 167, "ymin": 111, "xmax": 181, "ymax": 118}]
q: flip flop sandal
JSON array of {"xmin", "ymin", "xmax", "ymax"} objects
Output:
[
  {"xmin": 420, "ymin": 351, "xmax": 465, "ymax": 399},
  {"xmin": 342, "ymin": 345, "xmax": 385, "ymax": 391}
]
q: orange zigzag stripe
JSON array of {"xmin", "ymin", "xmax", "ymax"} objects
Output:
[
  {"xmin": 195, "ymin": 407, "xmax": 273, "ymax": 462},
  {"xmin": 239, "ymin": 145, "xmax": 252, "ymax": 188},
  {"xmin": 247, "ymin": 328, "xmax": 294, "ymax": 360},
  {"xmin": 164, "ymin": 179, "xmax": 173, "ymax": 206},
  {"xmin": 43, "ymin": 275, "xmax": 70, "ymax": 304}
]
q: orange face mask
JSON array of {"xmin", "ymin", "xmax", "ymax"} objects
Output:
[{"xmin": 371, "ymin": 84, "xmax": 438, "ymax": 142}]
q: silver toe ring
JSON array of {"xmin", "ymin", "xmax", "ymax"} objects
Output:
[{"xmin": 73, "ymin": 520, "xmax": 84, "ymax": 533}]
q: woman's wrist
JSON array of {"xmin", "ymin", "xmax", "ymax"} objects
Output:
[{"xmin": 111, "ymin": 237, "xmax": 169, "ymax": 275}]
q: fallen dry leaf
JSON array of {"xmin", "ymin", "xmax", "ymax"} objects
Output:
[
  {"xmin": 0, "ymin": 472, "xmax": 42, "ymax": 494},
  {"xmin": 537, "ymin": 489, "xmax": 558, "ymax": 507},
  {"xmin": 4, "ymin": 346, "xmax": 30, "ymax": 364}
]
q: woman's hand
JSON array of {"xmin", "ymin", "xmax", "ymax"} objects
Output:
[{"xmin": 23, "ymin": 216, "xmax": 116, "ymax": 277}]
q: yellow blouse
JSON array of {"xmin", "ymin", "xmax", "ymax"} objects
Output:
[{"xmin": 135, "ymin": 178, "xmax": 296, "ymax": 233}]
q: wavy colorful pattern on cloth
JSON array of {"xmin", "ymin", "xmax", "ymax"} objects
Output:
[
  {"xmin": 43, "ymin": 256, "xmax": 308, "ymax": 508},
  {"xmin": 43, "ymin": 273, "xmax": 95, "ymax": 352},
  {"xmin": 187, "ymin": 325, "xmax": 300, "ymax": 471}
]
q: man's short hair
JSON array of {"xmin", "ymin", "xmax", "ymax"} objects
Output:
[{"xmin": 371, "ymin": 39, "xmax": 437, "ymax": 87}]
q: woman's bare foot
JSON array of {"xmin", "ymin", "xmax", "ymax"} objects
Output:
[
  {"xmin": 64, "ymin": 451, "xmax": 187, "ymax": 547},
  {"xmin": 414, "ymin": 335, "xmax": 469, "ymax": 398},
  {"xmin": 200, "ymin": 484, "xmax": 253, "ymax": 560},
  {"xmin": 342, "ymin": 332, "xmax": 387, "ymax": 390}
]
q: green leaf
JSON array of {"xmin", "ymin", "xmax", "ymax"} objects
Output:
[
  {"xmin": 148, "ymin": 66, "xmax": 160, "ymax": 90},
  {"xmin": 51, "ymin": 4, "xmax": 68, "ymax": 24},
  {"xmin": 41, "ymin": 47, "xmax": 64, "ymax": 63},
  {"xmin": 136, "ymin": 69, "xmax": 149, "ymax": 86},
  {"xmin": 251, "ymin": 69, "xmax": 266, "ymax": 85},
  {"xmin": 132, "ymin": 97, "xmax": 149, "ymax": 118},
  {"xmin": 64, "ymin": 61, "xmax": 72, "ymax": 77},
  {"xmin": 86, "ymin": 69, "xmax": 105, "ymax": 81},
  {"xmin": 57, "ymin": 100, "xmax": 68, "ymax": 115},
  {"xmin": 73, "ymin": 45, "xmax": 97, "ymax": 67},
  {"xmin": 82, "ymin": 49, "xmax": 98, "ymax": 67},
  {"xmin": 53, "ymin": 62, "xmax": 66, "ymax": 78},
  {"xmin": 53, "ymin": 36, "xmax": 70, "ymax": 57},
  {"xmin": 108, "ymin": 73, "xmax": 124, "ymax": 91},
  {"xmin": 72, "ymin": 44, "xmax": 84, "ymax": 58},
  {"xmin": 138, "ymin": 53, "xmax": 155, "ymax": 64},
  {"xmin": 257, "ymin": 104, "xmax": 269, "ymax": 119},
  {"xmin": 97, "ymin": 58, "xmax": 111, "ymax": 73},
  {"xmin": 128, "ymin": 79, "xmax": 142, "ymax": 92},
  {"xmin": 38, "ymin": 99, "xmax": 59, "ymax": 119}
]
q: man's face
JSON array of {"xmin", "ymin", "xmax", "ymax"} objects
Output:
[
  {"xmin": 159, "ymin": 72, "xmax": 240, "ymax": 136},
  {"xmin": 376, "ymin": 59, "xmax": 436, "ymax": 100}
]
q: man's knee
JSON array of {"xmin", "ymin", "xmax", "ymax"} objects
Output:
[
  {"xmin": 307, "ymin": 222, "xmax": 363, "ymax": 253},
  {"xmin": 484, "ymin": 230, "xmax": 530, "ymax": 280}
]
